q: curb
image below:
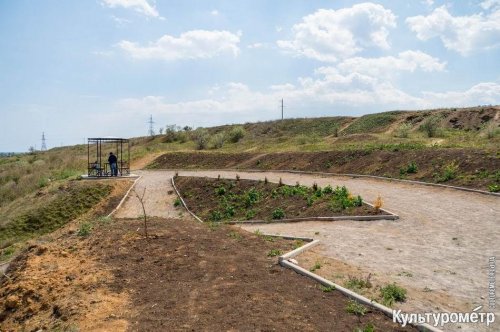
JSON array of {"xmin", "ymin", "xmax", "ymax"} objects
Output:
[
  {"xmin": 159, "ymin": 167, "xmax": 500, "ymax": 197},
  {"xmin": 171, "ymin": 177, "xmax": 204, "ymax": 223},
  {"xmin": 228, "ymin": 214, "xmax": 398, "ymax": 225},
  {"xmin": 171, "ymin": 176, "xmax": 399, "ymax": 224},
  {"xmin": 107, "ymin": 175, "xmax": 142, "ymax": 218},
  {"xmin": 170, "ymin": 175, "xmax": 440, "ymax": 331}
]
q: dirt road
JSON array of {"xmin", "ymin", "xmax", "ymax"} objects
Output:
[{"xmin": 115, "ymin": 169, "xmax": 499, "ymax": 332}]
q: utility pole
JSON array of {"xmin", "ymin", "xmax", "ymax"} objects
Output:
[
  {"xmin": 148, "ymin": 115, "xmax": 155, "ymax": 136},
  {"xmin": 281, "ymin": 98, "xmax": 284, "ymax": 120},
  {"xmin": 41, "ymin": 132, "xmax": 47, "ymax": 151}
]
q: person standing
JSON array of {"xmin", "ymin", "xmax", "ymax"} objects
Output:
[{"xmin": 108, "ymin": 152, "xmax": 118, "ymax": 176}]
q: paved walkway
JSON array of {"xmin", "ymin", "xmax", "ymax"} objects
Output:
[{"xmin": 115, "ymin": 169, "xmax": 499, "ymax": 332}]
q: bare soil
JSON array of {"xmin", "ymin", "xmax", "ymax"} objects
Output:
[
  {"xmin": 149, "ymin": 148, "xmax": 500, "ymax": 191},
  {"xmin": 175, "ymin": 176, "xmax": 387, "ymax": 222},
  {"xmin": 97, "ymin": 217, "xmax": 415, "ymax": 331}
]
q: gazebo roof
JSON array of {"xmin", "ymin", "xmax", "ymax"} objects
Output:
[{"xmin": 88, "ymin": 137, "xmax": 129, "ymax": 142}]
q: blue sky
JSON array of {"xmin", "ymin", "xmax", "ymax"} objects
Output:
[{"xmin": 1, "ymin": 0, "xmax": 499, "ymax": 151}]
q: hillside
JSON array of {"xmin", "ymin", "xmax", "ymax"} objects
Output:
[{"xmin": 0, "ymin": 106, "xmax": 496, "ymax": 252}]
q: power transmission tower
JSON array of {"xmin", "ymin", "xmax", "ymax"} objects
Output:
[
  {"xmin": 41, "ymin": 132, "xmax": 47, "ymax": 151},
  {"xmin": 148, "ymin": 115, "xmax": 155, "ymax": 136}
]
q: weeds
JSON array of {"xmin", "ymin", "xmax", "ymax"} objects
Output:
[
  {"xmin": 245, "ymin": 209, "xmax": 256, "ymax": 219},
  {"xmin": 400, "ymin": 162, "xmax": 418, "ymax": 175},
  {"xmin": 345, "ymin": 300, "xmax": 367, "ymax": 316},
  {"xmin": 77, "ymin": 222, "xmax": 92, "ymax": 237},
  {"xmin": 354, "ymin": 323, "xmax": 375, "ymax": 332},
  {"xmin": 228, "ymin": 231, "xmax": 242, "ymax": 240},
  {"xmin": 436, "ymin": 161, "xmax": 459, "ymax": 182},
  {"xmin": 267, "ymin": 249, "xmax": 282, "ymax": 257},
  {"xmin": 272, "ymin": 208, "xmax": 285, "ymax": 220},
  {"xmin": 319, "ymin": 285, "xmax": 336, "ymax": 292},
  {"xmin": 345, "ymin": 274, "xmax": 372, "ymax": 290},
  {"xmin": 380, "ymin": 283, "xmax": 407, "ymax": 306},
  {"xmin": 173, "ymin": 198, "xmax": 182, "ymax": 207},
  {"xmin": 310, "ymin": 261, "xmax": 322, "ymax": 272},
  {"xmin": 488, "ymin": 184, "xmax": 500, "ymax": 192},
  {"xmin": 373, "ymin": 195, "xmax": 383, "ymax": 212},
  {"xmin": 292, "ymin": 240, "xmax": 304, "ymax": 249}
]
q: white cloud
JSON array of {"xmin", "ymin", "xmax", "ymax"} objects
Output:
[
  {"xmin": 277, "ymin": 3, "xmax": 397, "ymax": 62},
  {"xmin": 480, "ymin": 0, "xmax": 500, "ymax": 10},
  {"xmin": 406, "ymin": 6, "xmax": 500, "ymax": 55},
  {"xmin": 102, "ymin": 0, "xmax": 161, "ymax": 18},
  {"xmin": 338, "ymin": 50, "xmax": 446, "ymax": 77},
  {"xmin": 116, "ymin": 76, "xmax": 500, "ymax": 124},
  {"xmin": 423, "ymin": 82, "xmax": 500, "ymax": 106},
  {"xmin": 422, "ymin": 0, "xmax": 434, "ymax": 7},
  {"xmin": 118, "ymin": 30, "xmax": 241, "ymax": 60},
  {"xmin": 247, "ymin": 43, "xmax": 264, "ymax": 49},
  {"xmin": 210, "ymin": 9, "xmax": 219, "ymax": 16},
  {"xmin": 111, "ymin": 15, "xmax": 131, "ymax": 26}
]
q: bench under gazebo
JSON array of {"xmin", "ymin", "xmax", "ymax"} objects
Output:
[{"xmin": 87, "ymin": 137, "xmax": 130, "ymax": 177}]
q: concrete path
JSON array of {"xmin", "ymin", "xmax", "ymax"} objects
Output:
[{"xmin": 115, "ymin": 169, "xmax": 499, "ymax": 331}]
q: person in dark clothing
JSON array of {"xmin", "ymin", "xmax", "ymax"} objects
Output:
[{"xmin": 108, "ymin": 152, "xmax": 118, "ymax": 176}]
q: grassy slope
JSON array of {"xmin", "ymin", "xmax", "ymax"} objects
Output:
[{"xmin": 0, "ymin": 106, "xmax": 498, "ymax": 223}]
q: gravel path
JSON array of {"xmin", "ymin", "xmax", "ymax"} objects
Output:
[{"xmin": 115, "ymin": 169, "xmax": 499, "ymax": 331}]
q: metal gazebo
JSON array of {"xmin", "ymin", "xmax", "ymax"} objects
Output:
[{"xmin": 87, "ymin": 137, "xmax": 130, "ymax": 177}]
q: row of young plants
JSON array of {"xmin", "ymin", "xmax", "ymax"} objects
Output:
[{"xmin": 207, "ymin": 179, "xmax": 365, "ymax": 222}]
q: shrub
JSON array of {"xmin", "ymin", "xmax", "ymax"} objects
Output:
[
  {"xmin": 484, "ymin": 123, "xmax": 499, "ymax": 139},
  {"xmin": 420, "ymin": 116, "xmax": 441, "ymax": 137},
  {"xmin": 272, "ymin": 208, "xmax": 285, "ymax": 220},
  {"xmin": 228, "ymin": 126, "xmax": 246, "ymax": 143},
  {"xmin": 396, "ymin": 122, "xmax": 412, "ymax": 138},
  {"xmin": 173, "ymin": 198, "xmax": 182, "ymax": 207},
  {"xmin": 163, "ymin": 125, "xmax": 179, "ymax": 143},
  {"xmin": 209, "ymin": 132, "xmax": 225, "ymax": 149},
  {"xmin": 244, "ymin": 188, "xmax": 260, "ymax": 207},
  {"xmin": 322, "ymin": 185, "xmax": 333, "ymax": 194},
  {"xmin": 194, "ymin": 129, "xmax": 209, "ymax": 150},
  {"xmin": 380, "ymin": 283, "xmax": 407, "ymax": 306},
  {"xmin": 400, "ymin": 162, "xmax": 418, "ymax": 175},
  {"xmin": 215, "ymin": 186, "xmax": 226, "ymax": 196}
]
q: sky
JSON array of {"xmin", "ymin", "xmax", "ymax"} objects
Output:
[{"xmin": 1, "ymin": 0, "xmax": 499, "ymax": 151}]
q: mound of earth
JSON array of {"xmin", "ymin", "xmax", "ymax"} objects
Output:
[
  {"xmin": 149, "ymin": 149, "xmax": 500, "ymax": 191},
  {"xmin": 174, "ymin": 176, "xmax": 388, "ymax": 222}
]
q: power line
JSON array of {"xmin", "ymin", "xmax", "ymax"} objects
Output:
[
  {"xmin": 41, "ymin": 132, "xmax": 47, "ymax": 151},
  {"xmin": 148, "ymin": 115, "xmax": 155, "ymax": 136}
]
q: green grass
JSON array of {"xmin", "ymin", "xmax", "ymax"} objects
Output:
[
  {"xmin": 0, "ymin": 183, "xmax": 112, "ymax": 245},
  {"xmin": 343, "ymin": 111, "xmax": 403, "ymax": 135}
]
